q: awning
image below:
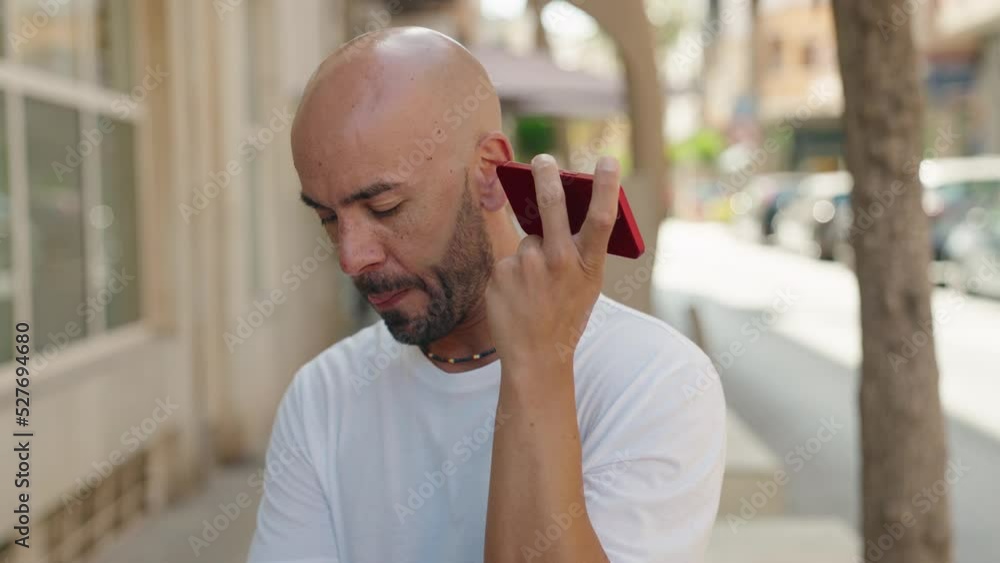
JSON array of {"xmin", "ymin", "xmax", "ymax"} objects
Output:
[{"xmin": 470, "ymin": 45, "xmax": 627, "ymax": 118}]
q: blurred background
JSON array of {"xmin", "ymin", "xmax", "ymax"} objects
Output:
[{"xmin": 0, "ymin": 0, "xmax": 996, "ymax": 562}]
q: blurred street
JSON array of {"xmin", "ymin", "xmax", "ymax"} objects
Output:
[
  {"xmin": 654, "ymin": 221, "xmax": 1000, "ymax": 563},
  {"xmin": 3, "ymin": 0, "xmax": 996, "ymax": 560}
]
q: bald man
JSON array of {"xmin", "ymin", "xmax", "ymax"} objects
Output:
[{"xmin": 248, "ymin": 27, "xmax": 725, "ymax": 563}]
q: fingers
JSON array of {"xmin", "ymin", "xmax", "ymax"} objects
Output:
[
  {"xmin": 578, "ymin": 156, "xmax": 621, "ymax": 269},
  {"xmin": 531, "ymin": 154, "xmax": 572, "ymax": 254}
]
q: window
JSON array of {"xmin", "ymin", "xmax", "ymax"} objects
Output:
[
  {"xmin": 26, "ymin": 99, "xmax": 87, "ymax": 348},
  {"xmin": 1, "ymin": 0, "xmax": 142, "ymax": 365}
]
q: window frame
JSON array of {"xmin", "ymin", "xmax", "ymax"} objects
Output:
[{"xmin": 0, "ymin": 0, "xmax": 147, "ymax": 367}]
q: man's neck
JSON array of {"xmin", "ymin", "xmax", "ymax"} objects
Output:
[
  {"xmin": 422, "ymin": 214, "xmax": 522, "ymax": 374},
  {"xmin": 421, "ymin": 297, "xmax": 498, "ymax": 373}
]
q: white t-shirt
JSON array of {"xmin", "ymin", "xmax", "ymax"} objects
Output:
[{"xmin": 247, "ymin": 293, "xmax": 726, "ymax": 563}]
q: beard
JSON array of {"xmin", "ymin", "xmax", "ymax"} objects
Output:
[{"xmin": 352, "ymin": 172, "xmax": 494, "ymax": 347}]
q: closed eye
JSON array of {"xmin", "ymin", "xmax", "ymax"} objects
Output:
[
  {"xmin": 371, "ymin": 202, "xmax": 403, "ymax": 218},
  {"xmin": 317, "ymin": 203, "xmax": 403, "ymax": 225}
]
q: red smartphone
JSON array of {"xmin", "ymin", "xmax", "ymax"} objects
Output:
[{"xmin": 496, "ymin": 160, "xmax": 645, "ymax": 259}]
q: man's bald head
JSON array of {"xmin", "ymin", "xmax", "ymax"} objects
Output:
[{"xmin": 292, "ymin": 27, "xmax": 502, "ymax": 179}]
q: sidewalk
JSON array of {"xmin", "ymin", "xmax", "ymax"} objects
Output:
[
  {"xmin": 91, "ymin": 465, "xmax": 261, "ymax": 563},
  {"xmin": 653, "ymin": 220, "xmax": 1000, "ymax": 442},
  {"xmin": 653, "ymin": 220, "xmax": 998, "ymax": 562}
]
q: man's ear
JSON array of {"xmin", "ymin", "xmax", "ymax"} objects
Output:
[{"xmin": 473, "ymin": 131, "xmax": 514, "ymax": 213}]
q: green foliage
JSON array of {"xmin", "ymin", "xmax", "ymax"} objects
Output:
[
  {"xmin": 669, "ymin": 128, "xmax": 726, "ymax": 165},
  {"xmin": 515, "ymin": 116, "xmax": 558, "ymax": 160}
]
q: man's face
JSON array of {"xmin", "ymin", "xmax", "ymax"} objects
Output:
[
  {"xmin": 292, "ymin": 65, "xmax": 503, "ymax": 346},
  {"xmin": 349, "ymin": 171, "xmax": 494, "ymax": 346},
  {"xmin": 298, "ymin": 139, "xmax": 494, "ymax": 346}
]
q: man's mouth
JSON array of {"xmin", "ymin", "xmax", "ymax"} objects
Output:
[{"xmin": 367, "ymin": 288, "xmax": 412, "ymax": 309}]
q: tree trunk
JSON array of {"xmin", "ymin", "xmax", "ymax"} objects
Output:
[{"xmin": 831, "ymin": 2, "xmax": 952, "ymax": 563}]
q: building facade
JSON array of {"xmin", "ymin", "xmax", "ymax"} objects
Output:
[
  {"xmin": 0, "ymin": 2, "xmax": 360, "ymax": 561},
  {"xmin": 753, "ymin": 0, "xmax": 843, "ymax": 171},
  {"xmin": 921, "ymin": 0, "xmax": 1000, "ymax": 155},
  {"xmin": 702, "ymin": 0, "xmax": 844, "ymax": 172}
]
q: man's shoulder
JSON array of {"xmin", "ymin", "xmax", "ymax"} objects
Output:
[
  {"xmin": 576, "ymin": 295, "xmax": 726, "ymax": 472},
  {"xmin": 576, "ymin": 294, "xmax": 722, "ymax": 408},
  {"xmin": 582, "ymin": 293, "xmax": 710, "ymax": 370}
]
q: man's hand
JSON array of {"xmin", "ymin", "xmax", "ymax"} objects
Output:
[
  {"xmin": 485, "ymin": 154, "xmax": 622, "ymax": 367},
  {"xmin": 483, "ymin": 154, "xmax": 620, "ymax": 563}
]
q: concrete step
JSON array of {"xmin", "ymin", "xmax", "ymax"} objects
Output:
[{"xmin": 708, "ymin": 517, "xmax": 860, "ymax": 563}]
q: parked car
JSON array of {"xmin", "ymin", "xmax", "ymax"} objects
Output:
[
  {"xmin": 744, "ymin": 172, "xmax": 808, "ymax": 243},
  {"xmin": 920, "ymin": 156, "xmax": 1000, "ymax": 261},
  {"xmin": 818, "ymin": 192, "xmax": 854, "ymax": 263},
  {"xmin": 942, "ymin": 194, "xmax": 1000, "ymax": 298},
  {"xmin": 773, "ymin": 171, "xmax": 852, "ymax": 259}
]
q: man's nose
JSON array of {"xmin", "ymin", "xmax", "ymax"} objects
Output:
[{"xmin": 336, "ymin": 221, "xmax": 386, "ymax": 276}]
